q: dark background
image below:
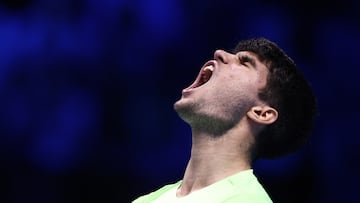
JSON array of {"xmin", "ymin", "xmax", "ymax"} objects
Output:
[{"xmin": 0, "ymin": 0, "xmax": 359, "ymax": 202}]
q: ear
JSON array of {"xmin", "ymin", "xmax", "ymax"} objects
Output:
[{"xmin": 246, "ymin": 106, "xmax": 278, "ymax": 125}]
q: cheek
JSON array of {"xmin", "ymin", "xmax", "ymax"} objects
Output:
[
  {"xmin": 217, "ymin": 74, "xmax": 256, "ymax": 96},
  {"xmin": 217, "ymin": 90, "xmax": 255, "ymax": 121},
  {"xmin": 214, "ymin": 84, "xmax": 256, "ymax": 110},
  {"xmin": 257, "ymin": 70, "xmax": 268, "ymax": 88}
]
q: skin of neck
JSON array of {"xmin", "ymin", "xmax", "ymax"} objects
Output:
[{"xmin": 176, "ymin": 118, "xmax": 256, "ymax": 197}]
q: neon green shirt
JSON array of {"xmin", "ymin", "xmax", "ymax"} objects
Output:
[{"xmin": 132, "ymin": 169, "xmax": 272, "ymax": 203}]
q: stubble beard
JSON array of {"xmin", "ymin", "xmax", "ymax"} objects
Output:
[{"xmin": 173, "ymin": 99, "xmax": 236, "ymax": 136}]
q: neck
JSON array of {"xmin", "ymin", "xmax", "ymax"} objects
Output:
[{"xmin": 176, "ymin": 126, "xmax": 252, "ymax": 197}]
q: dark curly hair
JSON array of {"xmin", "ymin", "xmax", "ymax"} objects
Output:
[{"xmin": 233, "ymin": 37, "xmax": 317, "ymax": 160}]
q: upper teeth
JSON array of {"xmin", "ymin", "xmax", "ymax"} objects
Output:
[{"xmin": 204, "ymin": 65, "xmax": 214, "ymax": 72}]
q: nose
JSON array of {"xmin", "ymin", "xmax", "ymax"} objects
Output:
[{"xmin": 214, "ymin": 49, "xmax": 229, "ymax": 64}]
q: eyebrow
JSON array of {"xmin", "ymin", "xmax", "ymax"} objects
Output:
[{"xmin": 239, "ymin": 54, "xmax": 256, "ymax": 68}]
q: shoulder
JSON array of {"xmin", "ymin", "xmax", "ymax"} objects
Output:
[{"xmin": 221, "ymin": 170, "xmax": 273, "ymax": 203}]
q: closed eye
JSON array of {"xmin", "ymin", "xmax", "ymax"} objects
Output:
[{"xmin": 239, "ymin": 55, "xmax": 256, "ymax": 68}]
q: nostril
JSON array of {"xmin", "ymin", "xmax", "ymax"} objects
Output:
[
  {"xmin": 218, "ymin": 55, "xmax": 225, "ymax": 63},
  {"xmin": 214, "ymin": 50, "xmax": 227, "ymax": 64}
]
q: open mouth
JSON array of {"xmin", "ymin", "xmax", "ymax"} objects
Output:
[{"xmin": 185, "ymin": 62, "xmax": 215, "ymax": 90}]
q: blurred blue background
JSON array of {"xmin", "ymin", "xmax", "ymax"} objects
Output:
[{"xmin": 0, "ymin": 0, "xmax": 359, "ymax": 202}]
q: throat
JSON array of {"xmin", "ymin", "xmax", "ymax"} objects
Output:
[{"xmin": 189, "ymin": 115, "xmax": 235, "ymax": 136}]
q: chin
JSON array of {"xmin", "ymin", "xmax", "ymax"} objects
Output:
[
  {"xmin": 174, "ymin": 97, "xmax": 191, "ymax": 110},
  {"xmin": 174, "ymin": 99, "xmax": 188, "ymax": 114},
  {"xmin": 173, "ymin": 99, "xmax": 197, "ymax": 121}
]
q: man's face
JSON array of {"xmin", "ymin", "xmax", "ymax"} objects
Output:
[{"xmin": 174, "ymin": 49, "xmax": 269, "ymax": 129}]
